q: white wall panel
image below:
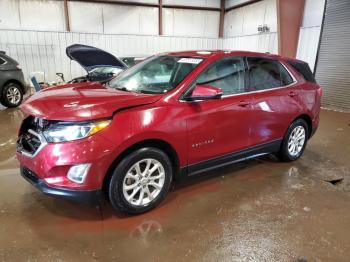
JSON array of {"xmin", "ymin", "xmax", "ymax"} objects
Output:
[
  {"xmin": 224, "ymin": 0, "xmax": 277, "ymax": 37},
  {"xmin": 223, "ymin": 6, "xmax": 244, "ymax": 37},
  {"xmin": 302, "ymin": 0, "xmax": 325, "ymax": 27},
  {"xmin": 264, "ymin": 0, "xmax": 277, "ymax": 33},
  {"xmin": 114, "ymin": 0, "xmax": 158, "ymax": 3},
  {"xmin": 163, "ymin": 8, "xmax": 219, "ymax": 37},
  {"xmin": 242, "ymin": 1, "xmax": 266, "ymax": 35},
  {"xmin": 68, "ymin": 2, "xmax": 104, "ymax": 33},
  {"xmin": 19, "ymin": 0, "xmax": 65, "ymax": 31},
  {"xmin": 103, "ymin": 6, "xmax": 158, "ymax": 35},
  {"xmin": 296, "ymin": 26, "xmax": 321, "ymax": 72},
  {"xmin": 0, "ymin": 0, "xmax": 219, "ymax": 37},
  {"xmin": 0, "ymin": 0, "xmax": 21, "ymax": 30},
  {"xmin": 0, "ymin": 0, "xmax": 65, "ymax": 31},
  {"xmin": 69, "ymin": 2, "xmax": 158, "ymax": 35},
  {"xmin": 0, "ymin": 29, "xmax": 223, "ymax": 84},
  {"xmin": 163, "ymin": 0, "xmax": 220, "ymax": 8},
  {"xmin": 224, "ymin": 33, "xmax": 278, "ymax": 54},
  {"xmin": 296, "ymin": 0, "xmax": 325, "ymax": 72},
  {"xmin": 225, "ymin": 0, "xmax": 251, "ymax": 8}
]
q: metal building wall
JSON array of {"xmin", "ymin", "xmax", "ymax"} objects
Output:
[
  {"xmin": 224, "ymin": 0, "xmax": 277, "ymax": 37},
  {"xmin": 0, "ymin": 29, "xmax": 222, "ymax": 84},
  {"xmin": 315, "ymin": 0, "xmax": 350, "ymax": 111},
  {"xmin": 0, "ymin": 0, "xmax": 220, "ymax": 38},
  {"xmin": 223, "ymin": 0, "xmax": 277, "ymax": 53},
  {"xmin": 163, "ymin": 8, "xmax": 220, "ymax": 37},
  {"xmin": 223, "ymin": 33, "xmax": 278, "ymax": 54}
]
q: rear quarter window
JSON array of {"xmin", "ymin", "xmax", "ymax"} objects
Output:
[
  {"xmin": 247, "ymin": 57, "xmax": 294, "ymax": 91},
  {"xmin": 287, "ymin": 60, "xmax": 316, "ymax": 83}
]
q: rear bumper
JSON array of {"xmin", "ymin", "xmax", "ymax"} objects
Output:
[{"xmin": 21, "ymin": 166, "xmax": 102, "ymax": 205}]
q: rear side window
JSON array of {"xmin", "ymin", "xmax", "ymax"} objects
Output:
[
  {"xmin": 0, "ymin": 57, "xmax": 6, "ymax": 65},
  {"xmin": 197, "ymin": 57, "xmax": 246, "ymax": 95},
  {"xmin": 287, "ymin": 60, "xmax": 316, "ymax": 83},
  {"xmin": 247, "ymin": 57, "xmax": 294, "ymax": 91}
]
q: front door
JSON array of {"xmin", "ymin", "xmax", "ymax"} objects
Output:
[{"xmin": 184, "ymin": 56, "xmax": 253, "ymax": 165}]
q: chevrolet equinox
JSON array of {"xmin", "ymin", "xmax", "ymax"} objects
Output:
[{"xmin": 17, "ymin": 50, "xmax": 322, "ymax": 214}]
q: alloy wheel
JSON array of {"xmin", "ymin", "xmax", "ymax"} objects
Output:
[
  {"xmin": 122, "ymin": 158, "xmax": 165, "ymax": 206},
  {"xmin": 287, "ymin": 126, "xmax": 306, "ymax": 156},
  {"xmin": 6, "ymin": 86, "xmax": 21, "ymax": 105}
]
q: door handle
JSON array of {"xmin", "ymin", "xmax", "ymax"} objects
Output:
[
  {"xmin": 238, "ymin": 100, "xmax": 250, "ymax": 107},
  {"xmin": 289, "ymin": 91, "xmax": 298, "ymax": 97}
]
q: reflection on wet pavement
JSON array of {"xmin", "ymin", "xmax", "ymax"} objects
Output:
[{"xmin": 0, "ymin": 107, "xmax": 350, "ymax": 261}]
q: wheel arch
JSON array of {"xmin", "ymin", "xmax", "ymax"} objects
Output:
[
  {"xmin": 102, "ymin": 139, "xmax": 181, "ymax": 194},
  {"xmin": 292, "ymin": 114, "xmax": 313, "ymax": 138},
  {"xmin": 2, "ymin": 79, "xmax": 25, "ymax": 93}
]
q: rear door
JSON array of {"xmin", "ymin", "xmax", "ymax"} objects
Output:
[
  {"xmin": 247, "ymin": 57, "xmax": 301, "ymax": 146},
  {"xmin": 185, "ymin": 56, "xmax": 253, "ymax": 165}
]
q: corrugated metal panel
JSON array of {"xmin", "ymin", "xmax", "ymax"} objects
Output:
[
  {"xmin": 296, "ymin": 26, "xmax": 321, "ymax": 72},
  {"xmin": 0, "ymin": 29, "xmax": 223, "ymax": 84},
  {"xmin": 315, "ymin": 0, "xmax": 350, "ymax": 110},
  {"xmin": 223, "ymin": 32, "xmax": 278, "ymax": 54}
]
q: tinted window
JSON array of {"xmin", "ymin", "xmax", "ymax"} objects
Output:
[
  {"xmin": 279, "ymin": 63, "xmax": 294, "ymax": 85},
  {"xmin": 196, "ymin": 57, "xmax": 246, "ymax": 95},
  {"xmin": 288, "ymin": 60, "xmax": 316, "ymax": 83},
  {"xmin": 0, "ymin": 57, "xmax": 6, "ymax": 65},
  {"xmin": 248, "ymin": 57, "xmax": 293, "ymax": 91}
]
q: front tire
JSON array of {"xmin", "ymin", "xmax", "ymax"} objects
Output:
[
  {"xmin": 278, "ymin": 119, "xmax": 308, "ymax": 162},
  {"xmin": 1, "ymin": 82, "xmax": 23, "ymax": 108},
  {"xmin": 108, "ymin": 147, "xmax": 173, "ymax": 215}
]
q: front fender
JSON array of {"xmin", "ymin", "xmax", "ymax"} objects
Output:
[{"xmin": 101, "ymin": 105, "xmax": 188, "ymax": 167}]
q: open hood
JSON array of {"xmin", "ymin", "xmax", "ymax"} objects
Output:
[{"xmin": 66, "ymin": 44, "xmax": 127, "ymax": 72}]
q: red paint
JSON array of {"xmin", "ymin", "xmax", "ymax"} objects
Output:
[
  {"xmin": 17, "ymin": 50, "xmax": 321, "ymax": 192},
  {"xmin": 191, "ymin": 84, "xmax": 223, "ymax": 98}
]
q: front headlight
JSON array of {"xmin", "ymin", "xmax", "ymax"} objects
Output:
[{"xmin": 43, "ymin": 120, "xmax": 111, "ymax": 143}]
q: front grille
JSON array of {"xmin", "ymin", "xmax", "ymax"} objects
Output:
[
  {"xmin": 21, "ymin": 166, "xmax": 39, "ymax": 184},
  {"xmin": 17, "ymin": 131, "xmax": 41, "ymax": 154},
  {"xmin": 17, "ymin": 116, "xmax": 47, "ymax": 157}
]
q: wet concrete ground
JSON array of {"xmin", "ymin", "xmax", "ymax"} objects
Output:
[{"xmin": 0, "ymin": 106, "xmax": 349, "ymax": 262}]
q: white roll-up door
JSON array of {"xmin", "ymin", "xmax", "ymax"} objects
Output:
[{"xmin": 315, "ymin": 0, "xmax": 350, "ymax": 110}]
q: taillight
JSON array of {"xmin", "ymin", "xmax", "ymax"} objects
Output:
[
  {"xmin": 16, "ymin": 64, "xmax": 21, "ymax": 70},
  {"xmin": 317, "ymin": 86, "xmax": 323, "ymax": 97}
]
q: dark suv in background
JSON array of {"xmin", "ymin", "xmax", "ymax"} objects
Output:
[{"xmin": 0, "ymin": 51, "xmax": 27, "ymax": 108}]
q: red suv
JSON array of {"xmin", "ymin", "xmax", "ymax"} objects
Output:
[{"xmin": 17, "ymin": 50, "xmax": 322, "ymax": 214}]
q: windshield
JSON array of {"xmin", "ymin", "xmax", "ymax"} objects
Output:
[{"xmin": 108, "ymin": 56, "xmax": 203, "ymax": 94}]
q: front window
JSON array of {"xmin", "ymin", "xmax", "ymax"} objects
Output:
[
  {"xmin": 109, "ymin": 56, "xmax": 203, "ymax": 94},
  {"xmin": 196, "ymin": 57, "xmax": 246, "ymax": 95}
]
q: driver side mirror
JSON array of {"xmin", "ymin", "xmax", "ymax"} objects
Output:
[{"xmin": 185, "ymin": 84, "xmax": 223, "ymax": 101}]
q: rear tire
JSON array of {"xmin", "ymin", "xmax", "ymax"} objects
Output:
[
  {"xmin": 108, "ymin": 147, "xmax": 173, "ymax": 215},
  {"xmin": 1, "ymin": 82, "xmax": 23, "ymax": 108},
  {"xmin": 277, "ymin": 119, "xmax": 308, "ymax": 162}
]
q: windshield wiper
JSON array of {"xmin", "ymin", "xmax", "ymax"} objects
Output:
[
  {"xmin": 115, "ymin": 86, "xmax": 131, "ymax": 92},
  {"xmin": 114, "ymin": 86, "xmax": 142, "ymax": 93}
]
